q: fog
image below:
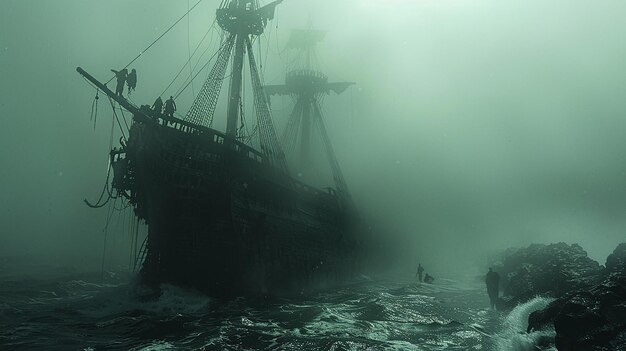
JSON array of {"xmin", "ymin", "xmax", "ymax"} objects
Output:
[{"xmin": 1, "ymin": 0, "xmax": 626, "ymax": 274}]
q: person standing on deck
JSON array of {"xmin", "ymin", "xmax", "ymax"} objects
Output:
[
  {"xmin": 152, "ymin": 97, "xmax": 163, "ymax": 117},
  {"xmin": 415, "ymin": 263, "xmax": 424, "ymax": 282},
  {"xmin": 110, "ymin": 68, "xmax": 128, "ymax": 96},
  {"xmin": 485, "ymin": 267, "xmax": 500, "ymax": 309},
  {"xmin": 164, "ymin": 96, "xmax": 177, "ymax": 119},
  {"xmin": 126, "ymin": 69, "xmax": 137, "ymax": 94}
]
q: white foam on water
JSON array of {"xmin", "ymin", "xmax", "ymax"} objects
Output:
[
  {"xmin": 132, "ymin": 340, "xmax": 176, "ymax": 351},
  {"xmin": 493, "ymin": 296, "xmax": 556, "ymax": 351},
  {"xmin": 139, "ymin": 284, "xmax": 212, "ymax": 316},
  {"xmin": 76, "ymin": 282, "xmax": 212, "ymax": 318}
]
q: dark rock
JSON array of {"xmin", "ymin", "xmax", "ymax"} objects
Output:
[
  {"xmin": 527, "ymin": 298, "xmax": 567, "ymax": 333},
  {"xmin": 605, "ymin": 243, "xmax": 626, "ymax": 274},
  {"xmin": 553, "ymin": 273, "xmax": 626, "ymax": 350},
  {"xmin": 493, "ymin": 242, "xmax": 603, "ymax": 310},
  {"xmin": 514, "ymin": 243, "xmax": 626, "ymax": 351}
]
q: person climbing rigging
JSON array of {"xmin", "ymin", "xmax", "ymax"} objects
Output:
[
  {"xmin": 110, "ymin": 68, "xmax": 128, "ymax": 96},
  {"xmin": 416, "ymin": 263, "xmax": 424, "ymax": 282},
  {"xmin": 126, "ymin": 68, "xmax": 137, "ymax": 94},
  {"xmin": 152, "ymin": 96, "xmax": 164, "ymax": 117},
  {"xmin": 485, "ymin": 267, "xmax": 500, "ymax": 310},
  {"xmin": 164, "ymin": 96, "xmax": 177, "ymax": 119}
]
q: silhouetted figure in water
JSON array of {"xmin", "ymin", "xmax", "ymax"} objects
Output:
[
  {"xmin": 424, "ymin": 273, "xmax": 434, "ymax": 284},
  {"xmin": 152, "ymin": 97, "xmax": 163, "ymax": 116},
  {"xmin": 126, "ymin": 68, "xmax": 137, "ymax": 94},
  {"xmin": 416, "ymin": 263, "xmax": 424, "ymax": 282},
  {"xmin": 164, "ymin": 96, "xmax": 177, "ymax": 119},
  {"xmin": 111, "ymin": 68, "xmax": 128, "ymax": 96},
  {"xmin": 485, "ymin": 267, "xmax": 500, "ymax": 309}
]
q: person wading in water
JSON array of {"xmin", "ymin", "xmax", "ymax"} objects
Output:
[
  {"xmin": 415, "ymin": 263, "xmax": 425, "ymax": 282},
  {"xmin": 485, "ymin": 267, "xmax": 500, "ymax": 309}
]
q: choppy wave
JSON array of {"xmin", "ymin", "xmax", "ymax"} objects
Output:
[
  {"xmin": 492, "ymin": 296, "xmax": 556, "ymax": 351},
  {"xmin": 0, "ymin": 269, "xmax": 557, "ymax": 350}
]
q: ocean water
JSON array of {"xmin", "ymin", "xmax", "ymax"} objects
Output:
[{"xmin": 0, "ymin": 264, "xmax": 555, "ymax": 351}]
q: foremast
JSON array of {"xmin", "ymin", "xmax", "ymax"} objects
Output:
[{"xmin": 185, "ymin": 0, "xmax": 286, "ymax": 170}]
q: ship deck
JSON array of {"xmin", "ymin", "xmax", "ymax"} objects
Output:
[{"xmin": 131, "ymin": 110, "xmax": 343, "ymax": 203}]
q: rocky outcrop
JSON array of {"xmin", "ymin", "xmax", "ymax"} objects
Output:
[
  {"xmin": 605, "ymin": 243, "xmax": 626, "ymax": 274},
  {"xmin": 552, "ymin": 273, "xmax": 626, "ymax": 350},
  {"xmin": 493, "ymin": 242, "xmax": 603, "ymax": 310},
  {"xmin": 520, "ymin": 243, "xmax": 626, "ymax": 351}
]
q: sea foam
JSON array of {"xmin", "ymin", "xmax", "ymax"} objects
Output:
[{"xmin": 493, "ymin": 296, "xmax": 556, "ymax": 351}]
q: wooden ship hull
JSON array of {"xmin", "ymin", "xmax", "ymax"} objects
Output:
[{"xmin": 118, "ymin": 114, "xmax": 359, "ymax": 295}]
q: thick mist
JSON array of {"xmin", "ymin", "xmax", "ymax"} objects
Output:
[{"xmin": 1, "ymin": 0, "xmax": 626, "ymax": 275}]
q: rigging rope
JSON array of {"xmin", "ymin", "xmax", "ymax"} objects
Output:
[
  {"xmin": 239, "ymin": 57, "xmax": 258, "ymax": 143},
  {"xmin": 281, "ymin": 97, "xmax": 303, "ymax": 153},
  {"xmin": 187, "ymin": 0, "xmax": 196, "ymax": 98},
  {"xmin": 172, "ymin": 33, "xmax": 218, "ymax": 99},
  {"xmin": 313, "ymin": 99, "xmax": 347, "ymax": 192},
  {"xmin": 132, "ymin": 217, "xmax": 141, "ymax": 272},
  {"xmin": 100, "ymin": 199, "xmax": 115, "ymax": 281},
  {"xmin": 118, "ymin": 104, "xmax": 131, "ymax": 133},
  {"xmin": 107, "ymin": 97, "xmax": 129, "ymax": 141},
  {"xmin": 85, "ymin": 107, "xmax": 118, "ymax": 208},
  {"xmin": 90, "ymin": 90, "xmax": 99, "ymax": 129},
  {"xmin": 128, "ymin": 215, "xmax": 133, "ymax": 271},
  {"xmin": 160, "ymin": 20, "xmax": 215, "ymax": 98},
  {"xmin": 82, "ymin": 74, "xmax": 129, "ymax": 141},
  {"xmin": 105, "ymin": 0, "xmax": 206, "ymax": 84},
  {"xmin": 84, "ymin": 168, "xmax": 112, "ymax": 208},
  {"xmin": 238, "ymin": 97, "xmax": 246, "ymax": 137},
  {"xmin": 184, "ymin": 34, "xmax": 236, "ymax": 127},
  {"xmin": 134, "ymin": 235, "xmax": 149, "ymax": 272},
  {"xmin": 246, "ymin": 37, "xmax": 287, "ymax": 172}
]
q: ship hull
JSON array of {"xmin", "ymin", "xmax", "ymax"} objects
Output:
[{"xmin": 119, "ymin": 115, "xmax": 359, "ymax": 295}]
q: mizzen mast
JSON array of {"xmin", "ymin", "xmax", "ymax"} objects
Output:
[{"xmin": 265, "ymin": 28, "xmax": 354, "ymax": 192}]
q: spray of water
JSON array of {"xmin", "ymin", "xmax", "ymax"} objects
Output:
[{"xmin": 493, "ymin": 296, "xmax": 556, "ymax": 351}]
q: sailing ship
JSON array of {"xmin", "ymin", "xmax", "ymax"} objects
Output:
[{"xmin": 78, "ymin": 0, "xmax": 361, "ymax": 295}]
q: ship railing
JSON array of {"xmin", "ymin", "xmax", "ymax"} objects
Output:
[
  {"xmin": 287, "ymin": 69, "xmax": 328, "ymax": 81},
  {"xmin": 286, "ymin": 69, "xmax": 329, "ymax": 86},
  {"xmin": 293, "ymin": 180, "xmax": 338, "ymax": 200},
  {"xmin": 139, "ymin": 112, "xmax": 265, "ymax": 165},
  {"xmin": 133, "ymin": 235, "xmax": 148, "ymax": 272}
]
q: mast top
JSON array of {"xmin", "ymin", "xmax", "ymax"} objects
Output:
[{"xmin": 217, "ymin": 0, "xmax": 283, "ymax": 35}]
